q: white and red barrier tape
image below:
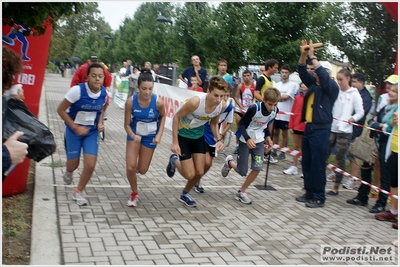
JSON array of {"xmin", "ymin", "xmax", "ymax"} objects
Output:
[
  {"xmin": 271, "ymin": 144, "xmax": 398, "ymax": 199},
  {"xmin": 276, "ymin": 111, "xmax": 397, "ymax": 137}
]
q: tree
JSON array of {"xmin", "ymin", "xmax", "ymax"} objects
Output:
[
  {"xmin": 326, "ymin": 2, "xmax": 398, "ymax": 87},
  {"xmin": 173, "ymin": 2, "xmax": 215, "ymax": 70},
  {"xmin": 243, "ymin": 2, "xmax": 331, "ymax": 70},
  {"xmin": 2, "ymin": 3, "xmax": 85, "ymax": 36},
  {"xmin": 48, "ymin": 2, "xmax": 112, "ymax": 64}
]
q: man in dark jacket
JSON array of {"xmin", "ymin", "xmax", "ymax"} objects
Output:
[{"xmin": 295, "ymin": 40, "xmax": 339, "ymax": 208}]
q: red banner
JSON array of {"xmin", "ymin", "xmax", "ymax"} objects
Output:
[
  {"xmin": 2, "ymin": 21, "xmax": 53, "ymax": 116},
  {"xmin": 2, "ymin": 20, "xmax": 53, "ymax": 196}
]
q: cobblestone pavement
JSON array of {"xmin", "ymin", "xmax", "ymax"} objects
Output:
[{"xmin": 40, "ymin": 73, "xmax": 397, "ymax": 265}]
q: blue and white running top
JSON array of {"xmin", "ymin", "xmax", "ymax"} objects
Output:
[
  {"xmin": 130, "ymin": 93, "xmax": 159, "ymax": 137},
  {"xmin": 67, "ymin": 83, "xmax": 107, "ymax": 132}
]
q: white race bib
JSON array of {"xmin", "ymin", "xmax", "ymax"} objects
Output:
[
  {"xmin": 136, "ymin": 121, "xmax": 157, "ymax": 136},
  {"xmin": 247, "ymin": 129, "xmax": 263, "ymax": 140},
  {"xmin": 74, "ymin": 111, "xmax": 96, "ymax": 125}
]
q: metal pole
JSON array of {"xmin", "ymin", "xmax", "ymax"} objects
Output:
[{"xmin": 167, "ymin": 47, "xmax": 170, "ymax": 84}]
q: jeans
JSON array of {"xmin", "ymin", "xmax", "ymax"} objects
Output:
[{"xmin": 302, "ymin": 124, "xmax": 331, "ymax": 201}]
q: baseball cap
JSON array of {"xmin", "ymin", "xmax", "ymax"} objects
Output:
[
  {"xmin": 319, "ymin": 61, "xmax": 332, "ymax": 73},
  {"xmin": 384, "ymin": 74, "xmax": 398, "ymax": 84},
  {"xmin": 88, "ymin": 53, "xmax": 98, "ymax": 62}
]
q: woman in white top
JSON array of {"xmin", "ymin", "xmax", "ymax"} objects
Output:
[{"xmin": 325, "ymin": 68, "xmax": 364, "ymax": 195}]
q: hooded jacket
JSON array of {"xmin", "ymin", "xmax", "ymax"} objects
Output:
[{"xmin": 330, "ymin": 87, "xmax": 364, "ymax": 133}]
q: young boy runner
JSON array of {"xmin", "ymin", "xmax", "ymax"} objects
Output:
[
  {"xmin": 166, "ymin": 76, "xmax": 229, "ymax": 207},
  {"xmin": 221, "ymin": 87, "xmax": 280, "ymax": 204},
  {"xmin": 195, "ymin": 86, "xmax": 234, "ymax": 193}
]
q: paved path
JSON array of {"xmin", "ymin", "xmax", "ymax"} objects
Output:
[{"xmin": 31, "ymin": 73, "xmax": 397, "ymax": 265}]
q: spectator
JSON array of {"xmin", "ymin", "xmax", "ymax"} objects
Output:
[
  {"xmin": 60, "ymin": 63, "xmax": 65, "ymax": 78},
  {"xmin": 72, "ymin": 63, "xmax": 79, "ymax": 75},
  {"xmin": 187, "ymin": 76, "xmax": 203, "ymax": 92},
  {"xmin": 4, "ymin": 84, "xmax": 25, "ymax": 101},
  {"xmin": 232, "ymin": 72, "xmax": 241, "ymax": 85},
  {"xmin": 375, "ymin": 84, "xmax": 398, "ymax": 229},
  {"xmin": 2, "ymin": 46, "xmax": 28, "ymax": 181},
  {"xmin": 295, "ymin": 40, "xmax": 339, "ymax": 208},
  {"xmin": 252, "ymin": 73, "xmax": 258, "ymax": 82},
  {"xmin": 221, "ymin": 88, "xmax": 280, "ymax": 204},
  {"xmin": 324, "ymin": 68, "xmax": 364, "ymax": 196},
  {"xmin": 347, "ymin": 76, "xmax": 398, "ymax": 212},
  {"xmin": 217, "ymin": 59, "xmax": 234, "ymax": 87},
  {"xmin": 283, "ymin": 82, "xmax": 308, "ymax": 176},
  {"xmin": 272, "ymin": 64, "xmax": 299, "ymax": 161},
  {"xmin": 233, "ymin": 69, "xmax": 255, "ymax": 154},
  {"xmin": 124, "ymin": 69, "xmax": 166, "ymax": 207},
  {"xmin": 342, "ymin": 73, "xmax": 373, "ymax": 189},
  {"xmin": 179, "ymin": 55, "xmax": 207, "ymax": 90},
  {"xmin": 165, "ymin": 76, "xmax": 229, "ymax": 207},
  {"xmin": 153, "ymin": 63, "xmax": 160, "ymax": 83},
  {"xmin": 125, "ymin": 60, "xmax": 133, "ymax": 77},
  {"xmin": 57, "ymin": 63, "xmax": 108, "ymax": 206},
  {"xmin": 254, "ymin": 59, "xmax": 279, "ymax": 163},
  {"xmin": 70, "ymin": 53, "xmax": 112, "ymax": 89},
  {"xmin": 144, "ymin": 61, "xmax": 157, "ymax": 82},
  {"xmin": 119, "ymin": 61, "xmax": 128, "ymax": 77},
  {"xmin": 127, "ymin": 66, "xmax": 140, "ymax": 98}
]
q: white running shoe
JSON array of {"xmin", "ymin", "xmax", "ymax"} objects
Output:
[
  {"xmin": 283, "ymin": 166, "xmax": 298, "ymax": 175},
  {"xmin": 342, "ymin": 178, "xmax": 356, "ymax": 190},
  {"xmin": 63, "ymin": 172, "xmax": 73, "ymax": 185},
  {"xmin": 73, "ymin": 189, "xmax": 88, "ymax": 206},
  {"xmin": 235, "ymin": 191, "xmax": 252, "ymax": 204},
  {"xmin": 127, "ymin": 192, "xmax": 138, "ymax": 207},
  {"xmin": 263, "ymin": 155, "xmax": 278, "ymax": 164},
  {"xmin": 326, "ymin": 171, "xmax": 336, "ymax": 181},
  {"xmin": 221, "ymin": 155, "xmax": 234, "ymax": 177}
]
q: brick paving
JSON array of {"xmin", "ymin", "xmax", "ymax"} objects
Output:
[{"xmin": 41, "ymin": 73, "xmax": 397, "ymax": 265}]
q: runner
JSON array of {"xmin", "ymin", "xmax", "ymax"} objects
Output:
[
  {"xmin": 57, "ymin": 63, "xmax": 107, "ymax": 206},
  {"xmin": 124, "ymin": 69, "xmax": 166, "ymax": 207},
  {"xmin": 165, "ymin": 76, "xmax": 229, "ymax": 207},
  {"xmin": 221, "ymin": 87, "xmax": 280, "ymax": 205},
  {"xmin": 195, "ymin": 85, "xmax": 234, "ymax": 193}
]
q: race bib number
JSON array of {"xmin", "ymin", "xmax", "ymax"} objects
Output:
[
  {"xmin": 247, "ymin": 129, "xmax": 263, "ymax": 140},
  {"xmin": 74, "ymin": 111, "xmax": 96, "ymax": 125},
  {"xmin": 136, "ymin": 121, "xmax": 157, "ymax": 135}
]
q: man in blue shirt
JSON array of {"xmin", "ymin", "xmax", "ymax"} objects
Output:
[{"xmin": 179, "ymin": 55, "xmax": 207, "ymax": 91}]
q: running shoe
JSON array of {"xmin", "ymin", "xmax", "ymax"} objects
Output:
[
  {"xmin": 63, "ymin": 171, "xmax": 73, "ymax": 185},
  {"xmin": 283, "ymin": 166, "xmax": 298, "ymax": 175},
  {"xmin": 194, "ymin": 183, "xmax": 205, "ymax": 193},
  {"xmin": 375, "ymin": 211, "xmax": 397, "ymax": 222},
  {"xmin": 342, "ymin": 178, "xmax": 356, "ymax": 189},
  {"xmin": 179, "ymin": 193, "xmax": 197, "ymax": 207},
  {"xmin": 73, "ymin": 189, "xmax": 88, "ymax": 206},
  {"xmin": 127, "ymin": 192, "xmax": 138, "ymax": 207},
  {"xmin": 221, "ymin": 155, "xmax": 234, "ymax": 177},
  {"xmin": 263, "ymin": 154, "xmax": 278, "ymax": 164},
  {"xmin": 326, "ymin": 171, "xmax": 336, "ymax": 182},
  {"xmin": 235, "ymin": 191, "xmax": 252, "ymax": 204},
  {"xmin": 166, "ymin": 153, "xmax": 178, "ymax": 178},
  {"xmin": 276, "ymin": 152, "xmax": 286, "ymax": 160}
]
